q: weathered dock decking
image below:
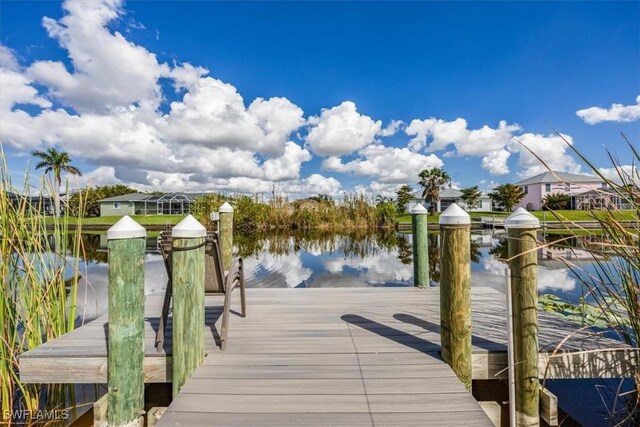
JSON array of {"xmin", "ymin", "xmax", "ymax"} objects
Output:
[
  {"xmin": 20, "ymin": 287, "xmax": 636, "ymax": 425},
  {"xmin": 158, "ymin": 288, "xmax": 496, "ymax": 426}
]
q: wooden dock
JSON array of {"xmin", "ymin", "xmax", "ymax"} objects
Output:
[{"xmin": 20, "ymin": 287, "xmax": 636, "ymax": 425}]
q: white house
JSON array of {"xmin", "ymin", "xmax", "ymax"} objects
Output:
[{"xmin": 409, "ymin": 188, "xmax": 492, "ymax": 212}]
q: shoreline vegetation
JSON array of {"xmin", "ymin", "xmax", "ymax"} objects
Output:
[
  {"xmin": 1, "ymin": 155, "xmax": 87, "ymax": 423},
  {"xmin": 41, "ymin": 208, "xmax": 638, "ymax": 230}
]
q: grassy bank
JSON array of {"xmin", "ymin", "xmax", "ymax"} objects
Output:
[
  {"xmin": 395, "ymin": 213, "xmax": 442, "ymax": 224},
  {"xmin": 395, "ymin": 209, "xmax": 637, "ymax": 224},
  {"xmin": 469, "ymin": 210, "xmax": 638, "ymax": 221},
  {"xmin": 47, "ymin": 214, "xmax": 186, "ymax": 226}
]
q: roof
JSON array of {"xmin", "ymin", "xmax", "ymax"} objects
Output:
[
  {"xmin": 4, "ymin": 191, "xmax": 55, "ymax": 201},
  {"xmin": 572, "ymin": 187, "xmax": 617, "ymax": 196},
  {"xmin": 99, "ymin": 193, "xmax": 151, "ymax": 202},
  {"xmin": 99, "ymin": 193, "xmax": 203, "ymax": 203},
  {"xmin": 515, "ymin": 171, "xmax": 603, "ymax": 186}
]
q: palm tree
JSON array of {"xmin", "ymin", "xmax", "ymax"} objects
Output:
[
  {"xmin": 375, "ymin": 195, "xmax": 392, "ymax": 205},
  {"xmin": 395, "ymin": 184, "xmax": 413, "ymax": 214},
  {"xmin": 418, "ymin": 168, "xmax": 450, "ymax": 214},
  {"xmin": 31, "ymin": 148, "xmax": 82, "ymax": 216}
]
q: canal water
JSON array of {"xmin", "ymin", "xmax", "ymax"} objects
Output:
[
  {"xmin": 72, "ymin": 229, "xmax": 588, "ymax": 322},
  {"xmin": 58, "ymin": 229, "xmax": 631, "ymax": 425}
]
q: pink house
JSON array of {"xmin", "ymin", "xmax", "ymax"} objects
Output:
[{"xmin": 514, "ymin": 171, "xmax": 605, "ymax": 210}]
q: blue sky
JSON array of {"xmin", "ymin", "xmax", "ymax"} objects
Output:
[{"xmin": 1, "ymin": 0, "xmax": 639, "ymax": 197}]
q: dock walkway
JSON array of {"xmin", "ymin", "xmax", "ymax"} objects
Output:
[
  {"xmin": 158, "ymin": 288, "xmax": 493, "ymax": 426},
  {"xmin": 20, "ymin": 287, "xmax": 635, "ymax": 426}
]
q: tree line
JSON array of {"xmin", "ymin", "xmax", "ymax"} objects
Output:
[{"xmin": 31, "ymin": 148, "xmax": 567, "ymax": 219}]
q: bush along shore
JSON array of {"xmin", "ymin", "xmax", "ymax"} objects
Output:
[{"xmin": 192, "ymin": 193, "xmax": 397, "ymax": 232}]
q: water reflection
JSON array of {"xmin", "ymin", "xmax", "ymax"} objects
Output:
[{"xmin": 68, "ymin": 229, "xmax": 610, "ymax": 320}]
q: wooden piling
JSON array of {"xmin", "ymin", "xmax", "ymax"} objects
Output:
[
  {"xmin": 219, "ymin": 202, "xmax": 234, "ymax": 272},
  {"xmin": 171, "ymin": 215, "xmax": 206, "ymax": 397},
  {"xmin": 107, "ymin": 216, "xmax": 146, "ymax": 427},
  {"xmin": 439, "ymin": 203, "xmax": 472, "ymax": 391},
  {"xmin": 506, "ymin": 208, "xmax": 540, "ymax": 427},
  {"xmin": 411, "ymin": 203, "xmax": 429, "ymax": 288}
]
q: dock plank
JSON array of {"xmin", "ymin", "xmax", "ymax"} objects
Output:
[
  {"xmin": 19, "ymin": 287, "xmax": 635, "ymax": 384},
  {"xmin": 157, "ymin": 411, "xmax": 492, "ymax": 427}
]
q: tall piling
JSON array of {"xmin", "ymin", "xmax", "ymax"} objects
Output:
[
  {"xmin": 505, "ymin": 207, "xmax": 540, "ymax": 427},
  {"xmin": 438, "ymin": 203, "xmax": 472, "ymax": 391},
  {"xmin": 411, "ymin": 203, "xmax": 429, "ymax": 288},
  {"xmin": 219, "ymin": 202, "xmax": 234, "ymax": 272},
  {"xmin": 107, "ymin": 216, "xmax": 146, "ymax": 427},
  {"xmin": 171, "ymin": 214, "xmax": 206, "ymax": 397}
]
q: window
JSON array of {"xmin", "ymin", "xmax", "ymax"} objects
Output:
[
  {"xmin": 564, "ymin": 183, "xmax": 571, "ymax": 192},
  {"xmin": 602, "ymin": 182, "xmax": 608, "ymax": 189},
  {"xmin": 113, "ymin": 202, "xmax": 121, "ymax": 209},
  {"xmin": 523, "ymin": 186, "xmax": 528, "ymax": 194},
  {"xmin": 545, "ymin": 183, "xmax": 551, "ymax": 192}
]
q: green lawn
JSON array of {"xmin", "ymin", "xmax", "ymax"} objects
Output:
[
  {"xmin": 396, "ymin": 210, "xmax": 638, "ymax": 224},
  {"xmin": 50, "ymin": 214, "xmax": 187, "ymax": 226},
  {"xmin": 395, "ymin": 213, "xmax": 441, "ymax": 223},
  {"xmin": 469, "ymin": 210, "xmax": 638, "ymax": 222}
]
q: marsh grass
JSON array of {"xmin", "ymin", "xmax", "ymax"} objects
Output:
[
  {"xmin": 193, "ymin": 192, "xmax": 396, "ymax": 232},
  {"xmin": 1, "ymin": 150, "xmax": 88, "ymax": 425}
]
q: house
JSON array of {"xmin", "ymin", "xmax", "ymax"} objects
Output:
[
  {"xmin": 5, "ymin": 191, "xmax": 56, "ymax": 215},
  {"xmin": 572, "ymin": 188, "xmax": 634, "ymax": 210},
  {"xmin": 408, "ymin": 188, "xmax": 492, "ymax": 212},
  {"xmin": 99, "ymin": 193, "xmax": 201, "ymax": 216},
  {"xmin": 514, "ymin": 171, "xmax": 605, "ymax": 210}
]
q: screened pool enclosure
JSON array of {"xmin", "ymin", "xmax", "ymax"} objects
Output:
[{"xmin": 99, "ymin": 193, "xmax": 201, "ymax": 217}]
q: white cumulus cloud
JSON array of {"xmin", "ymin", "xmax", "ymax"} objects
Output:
[
  {"xmin": 380, "ymin": 119, "xmax": 405, "ymax": 137},
  {"xmin": 405, "ymin": 118, "xmax": 520, "ymax": 175},
  {"xmin": 576, "ymin": 96, "xmax": 640, "ymax": 124},
  {"xmin": 597, "ymin": 165, "xmax": 639, "ymax": 183},
  {"xmin": 28, "ymin": 0, "xmax": 169, "ymax": 113},
  {"xmin": 306, "ymin": 101, "xmax": 382, "ymax": 156},
  {"xmin": 509, "ymin": 133, "xmax": 581, "ymax": 178},
  {"xmin": 322, "ymin": 144, "xmax": 443, "ymax": 184}
]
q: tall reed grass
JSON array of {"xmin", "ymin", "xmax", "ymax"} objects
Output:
[
  {"xmin": 525, "ymin": 134, "xmax": 640, "ymax": 424},
  {"xmin": 1, "ymin": 150, "xmax": 87, "ymax": 425},
  {"xmin": 192, "ymin": 192, "xmax": 396, "ymax": 232}
]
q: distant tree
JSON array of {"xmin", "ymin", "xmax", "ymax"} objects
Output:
[
  {"xmin": 542, "ymin": 193, "xmax": 571, "ymax": 210},
  {"xmin": 31, "ymin": 148, "xmax": 82, "ymax": 217},
  {"xmin": 375, "ymin": 195, "xmax": 392, "ymax": 204},
  {"xmin": 68, "ymin": 185, "xmax": 137, "ymax": 217},
  {"xmin": 395, "ymin": 184, "xmax": 413, "ymax": 214},
  {"xmin": 488, "ymin": 184, "xmax": 526, "ymax": 212},
  {"xmin": 309, "ymin": 194, "xmax": 334, "ymax": 205},
  {"xmin": 418, "ymin": 168, "xmax": 451, "ymax": 215},
  {"xmin": 460, "ymin": 186, "xmax": 482, "ymax": 211}
]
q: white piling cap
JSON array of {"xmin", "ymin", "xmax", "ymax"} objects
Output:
[
  {"xmin": 107, "ymin": 215, "xmax": 146, "ymax": 240},
  {"xmin": 411, "ymin": 203, "xmax": 428, "ymax": 215},
  {"xmin": 505, "ymin": 207, "xmax": 540, "ymax": 229},
  {"xmin": 172, "ymin": 214, "xmax": 207, "ymax": 238},
  {"xmin": 219, "ymin": 202, "xmax": 234, "ymax": 213},
  {"xmin": 439, "ymin": 203, "xmax": 470, "ymax": 225}
]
